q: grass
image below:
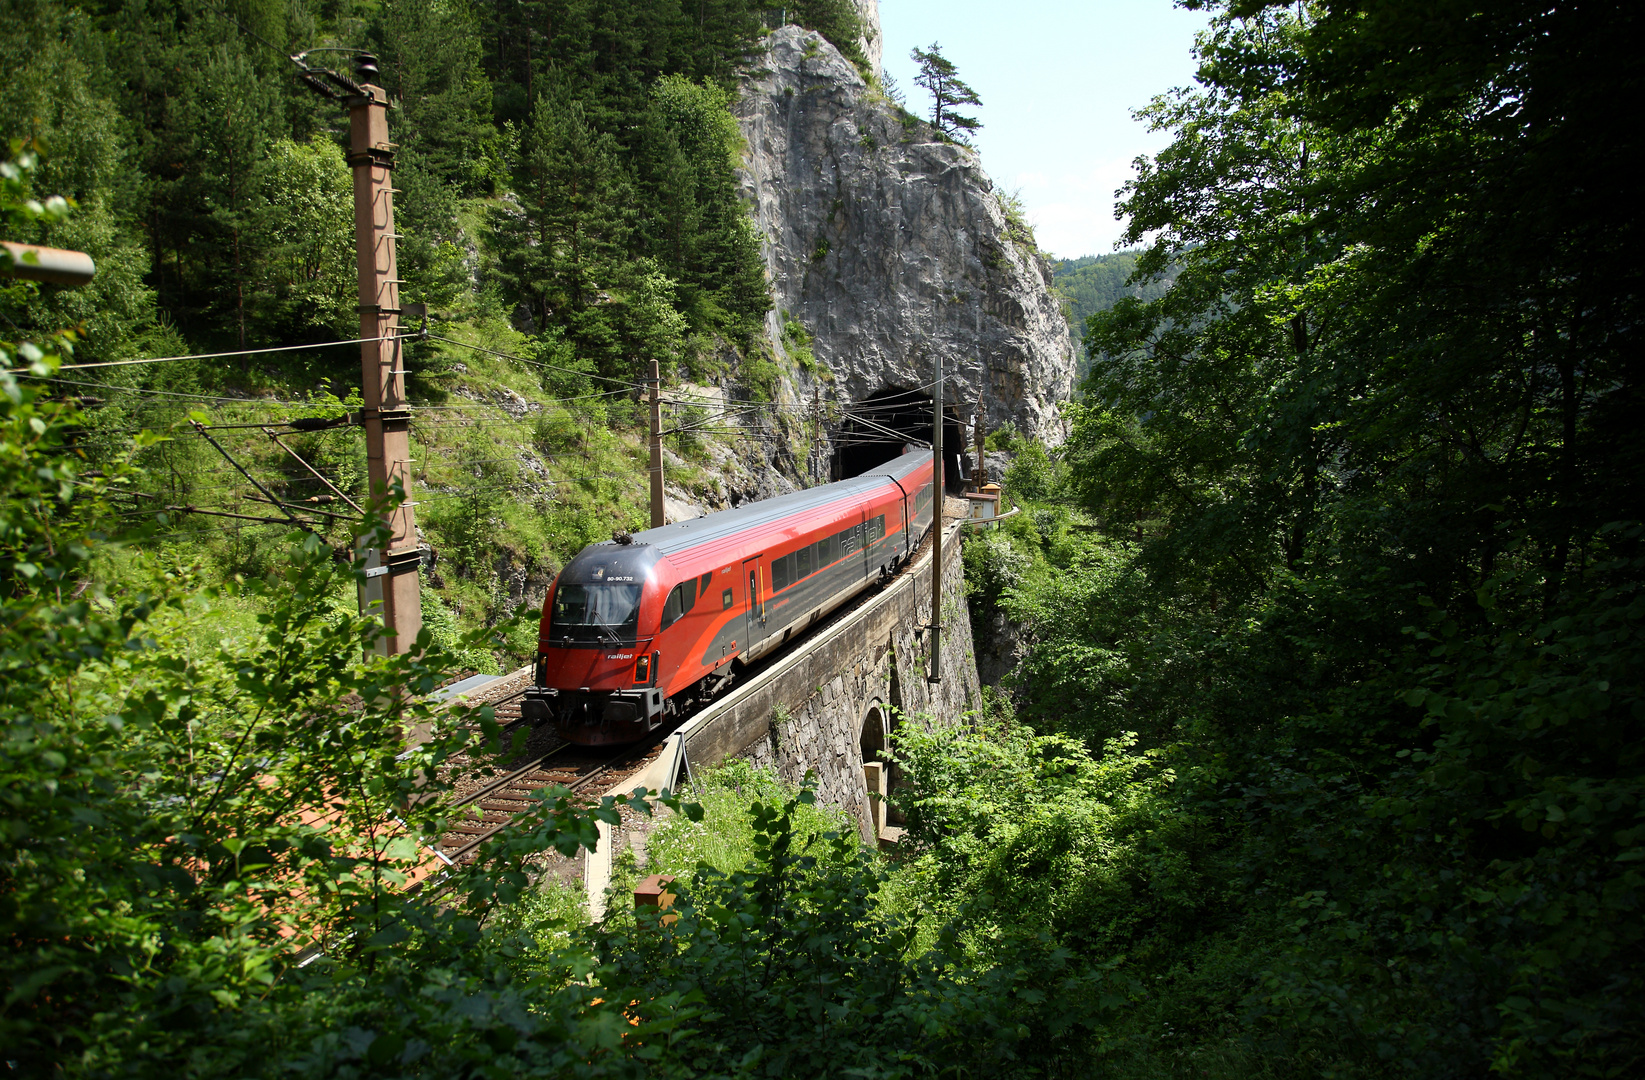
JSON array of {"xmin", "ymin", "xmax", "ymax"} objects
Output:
[{"xmin": 643, "ymin": 759, "xmax": 854, "ymax": 880}]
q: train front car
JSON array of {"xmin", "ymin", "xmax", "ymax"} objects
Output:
[{"xmin": 522, "ymin": 540, "xmax": 670, "ymax": 746}]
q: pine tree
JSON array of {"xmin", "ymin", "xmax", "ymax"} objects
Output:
[
  {"xmin": 491, "ymin": 86, "xmax": 633, "ymax": 374},
  {"xmin": 911, "ymin": 43, "xmax": 981, "ymax": 142}
]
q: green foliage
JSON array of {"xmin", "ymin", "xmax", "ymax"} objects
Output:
[
  {"xmin": 1003, "ymin": 438, "xmax": 1059, "ymax": 502},
  {"xmin": 593, "ymin": 773, "xmax": 1131, "ymax": 1077},
  {"xmin": 971, "ymin": 518, "xmax": 1164, "ymax": 747},
  {"xmin": 978, "ymin": 2, "xmax": 1645, "ymax": 1075},
  {"xmin": 643, "ymin": 759, "xmax": 852, "ymax": 878},
  {"xmin": 0, "ymin": 320, "xmax": 678, "ymax": 1068},
  {"xmin": 0, "ymin": 0, "xmax": 784, "ymax": 681},
  {"xmin": 0, "ymin": 0, "xmax": 772, "ymax": 379},
  {"xmin": 369, "ymin": 0, "xmax": 496, "ymax": 196},
  {"xmin": 739, "ymin": 351, "xmax": 779, "ymax": 402},
  {"xmin": 780, "ymin": 315, "xmax": 818, "ymax": 375},
  {"xmin": 258, "ymin": 135, "xmax": 354, "ymax": 337},
  {"xmin": 0, "ymin": 367, "xmax": 692, "ymax": 1070},
  {"xmin": 888, "ymin": 723, "xmax": 1208, "ymax": 962},
  {"xmin": 419, "ymin": 582, "xmax": 500, "ymax": 675},
  {"xmin": 997, "ymin": 187, "xmax": 1037, "ymax": 254},
  {"xmin": 785, "ymin": 0, "xmax": 868, "ymax": 71}
]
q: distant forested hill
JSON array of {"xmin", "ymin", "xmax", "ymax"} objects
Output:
[{"xmin": 1050, "ymin": 251, "xmax": 1172, "ymax": 378}]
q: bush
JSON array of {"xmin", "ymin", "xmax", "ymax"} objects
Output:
[
  {"xmin": 887, "ymin": 723, "xmax": 1212, "ymax": 962},
  {"xmin": 1004, "ymin": 439, "xmax": 1059, "ymax": 501},
  {"xmin": 641, "ymin": 759, "xmax": 850, "ymax": 878},
  {"xmin": 591, "ymin": 776, "xmax": 1133, "ymax": 1077}
]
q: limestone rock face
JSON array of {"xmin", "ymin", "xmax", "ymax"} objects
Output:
[
  {"xmin": 852, "ymin": 0, "xmax": 883, "ymax": 76},
  {"xmin": 737, "ymin": 24, "xmax": 1075, "ymax": 445}
]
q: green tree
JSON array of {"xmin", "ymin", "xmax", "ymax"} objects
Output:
[
  {"xmin": 646, "ymin": 73, "xmax": 770, "ymax": 341},
  {"xmin": 593, "ymin": 775, "xmax": 1130, "ymax": 1076},
  {"xmin": 175, "ymin": 41, "xmax": 284, "ymax": 352},
  {"xmin": 1049, "ymin": 251, "xmax": 1172, "ymax": 377},
  {"xmin": 491, "ymin": 87, "xmax": 633, "ymax": 373},
  {"xmin": 788, "ymin": 0, "xmax": 867, "ymax": 70},
  {"xmin": 1070, "ymin": 10, "xmax": 1339, "ymax": 597},
  {"xmin": 0, "ymin": 0, "xmax": 173, "ymax": 365},
  {"xmin": 1039, "ymin": 2, "xmax": 1645, "ymax": 1073},
  {"xmin": 257, "ymin": 135, "xmax": 353, "ymax": 338},
  {"xmin": 911, "ymin": 42, "xmax": 982, "ymax": 142},
  {"xmin": 370, "ymin": 0, "xmax": 495, "ymax": 194}
]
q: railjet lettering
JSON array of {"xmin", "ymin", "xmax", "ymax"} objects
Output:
[{"xmin": 607, "ymin": 653, "xmax": 635, "ymax": 660}]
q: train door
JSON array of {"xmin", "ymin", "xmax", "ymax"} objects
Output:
[{"xmin": 742, "ymin": 555, "xmax": 766, "ymax": 648}]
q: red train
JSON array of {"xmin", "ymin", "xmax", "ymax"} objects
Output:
[{"xmin": 520, "ymin": 449, "xmax": 937, "ymax": 744}]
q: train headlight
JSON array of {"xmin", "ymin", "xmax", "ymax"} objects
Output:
[{"xmin": 633, "ymin": 654, "xmax": 651, "ymax": 683}]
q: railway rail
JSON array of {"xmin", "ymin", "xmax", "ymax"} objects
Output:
[{"xmin": 435, "ymin": 737, "xmax": 663, "ymax": 864}]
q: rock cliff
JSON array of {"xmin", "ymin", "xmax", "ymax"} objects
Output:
[
  {"xmin": 852, "ymin": 0, "xmax": 883, "ymax": 76},
  {"xmin": 735, "ymin": 21, "xmax": 1075, "ymax": 447}
]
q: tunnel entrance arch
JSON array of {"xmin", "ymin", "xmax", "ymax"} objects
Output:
[{"xmin": 832, "ymin": 385, "xmax": 969, "ymax": 493}]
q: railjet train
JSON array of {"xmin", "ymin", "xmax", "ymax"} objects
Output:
[{"xmin": 520, "ymin": 449, "xmax": 936, "ymax": 745}]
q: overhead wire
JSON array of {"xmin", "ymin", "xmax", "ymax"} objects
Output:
[
  {"xmin": 19, "ymin": 374, "xmax": 336, "ymax": 406},
  {"xmin": 658, "ymin": 376, "xmax": 945, "ymax": 412},
  {"xmin": 27, "ymin": 375, "xmax": 630, "ymax": 417},
  {"xmin": 838, "ymin": 409, "xmax": 932, "ymax": 447},
  {"xmin": 22, "ymin": 334, "xmax": 405, "ymax": 373}
]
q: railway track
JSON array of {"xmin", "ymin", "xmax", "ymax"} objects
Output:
[{"xmin": 435, "ymin": 739, "xmax": 661, "ymax": 864}]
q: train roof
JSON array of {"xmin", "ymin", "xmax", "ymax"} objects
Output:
[
  {"xmin": 614, "ymin": 448, "xmax": 930, "ymax": 558},
  {"xmin": 860, "ymin": 447, "xmax": 931, "ymax": 482}
]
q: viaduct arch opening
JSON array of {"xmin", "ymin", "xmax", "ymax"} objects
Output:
[
  {"xmin": 859, "ymin": 704, "xmax": 905, "ymax": 832},
  {"xmin": 832, "ymin": 385, "xmax": 969, "ymax": 493}
]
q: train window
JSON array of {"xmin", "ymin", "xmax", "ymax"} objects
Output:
[
  {"xmin": 773, "ymin": 553, "xmax": 793, "ymax": 592},
  {"xmin": 660, "ymin": 579, "xmax": 698, "ymax": 631},
  {"xmin": 722, "ymin": 587, "xmax": 734, "ymax": 610},
  {"xmin": 700, "ymin": 571, "xmax": 713, "ymax": 594},
  {"xmin": 549, "ymin": 582, "xmax": 642, "ymax": 642},
  {"xmin": 867, "ymin": 515, "xmax": 886, "ymax": 542},
  {"xmin": 839, "ymin": 526, "xmax": 857, "ymax": 553},
  {"xmin": 796, "ymin": 544, "xmax": 812, "ymax": 579},
  {"xmin": 818, "ymin": 534, "xmax": 837, "ymax": 566}
]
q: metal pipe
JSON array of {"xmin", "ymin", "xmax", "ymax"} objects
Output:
[
  {"xmin": 266, "ymin": 429, "xmax": 366, "ymax": 514},
  {"xmin": 189, "ymin": 421, "xmax": 310, "ymax": 531}
]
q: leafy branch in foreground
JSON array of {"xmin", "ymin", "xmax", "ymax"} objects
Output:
[{"xmin": 0, "ymin": 305, "xmax": 696, "ymax": 1070}]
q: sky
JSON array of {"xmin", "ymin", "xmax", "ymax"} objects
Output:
[{"xmin": 876, "ymin": 0, "xmax": 1210, "ymax": 261}]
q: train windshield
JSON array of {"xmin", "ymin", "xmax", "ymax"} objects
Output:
[{"xmin": 549, "ymin": 583, "xmax": 643, "ymax": 643}]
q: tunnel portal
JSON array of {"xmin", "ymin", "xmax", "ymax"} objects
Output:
[{"xmin": 832, "ymin": 385, "xmax": 970, "ymax": 492}]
